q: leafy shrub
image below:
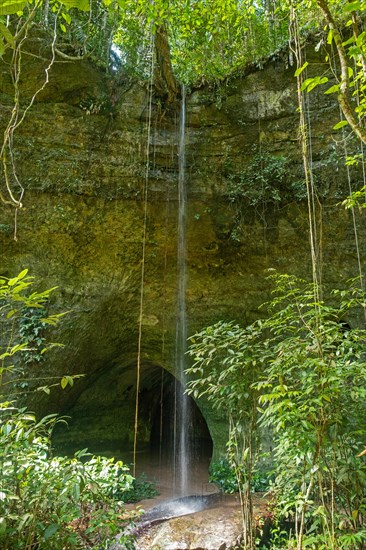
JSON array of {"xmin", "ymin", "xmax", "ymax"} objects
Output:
[
  {"xmin": 117, "ymin": 473, "xmax": 159, "ymax": 503},
  {"xmin": 209, "ymin": 459, "xmax": 273, "ymax": 494},
  {"xmin": 17, "ymin": 306, "xmax": 49, "ymax": 364},
  {"xmin": 226, "ymin": 153, "xmax": 288, "ymax": 206},
  {"xmin": 209, "ymin": 459, "xmax": 239, "ymax": 494},
  {"xmin": 0, "ymin": 271, "xmax": 138, "ymax": 549},
  {"xmin": 188, "ymin": 272, "xmax": 366, "ymax": 548},
  {"xmin": 0, "ymin": 269, "xmax": 72, "ymax": 402},
  {"xmin": 0, "ymin": 410, "xmax": 137, "ymax": 549}
]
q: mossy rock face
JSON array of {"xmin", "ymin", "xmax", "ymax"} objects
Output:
[{"xmin": 1, "ymin": 44, "xmax": 365, "ymax": 460}]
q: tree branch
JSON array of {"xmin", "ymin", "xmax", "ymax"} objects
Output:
[{"xmin": 317, "ymin": 0, "xmax": 366, "ymax": 144}]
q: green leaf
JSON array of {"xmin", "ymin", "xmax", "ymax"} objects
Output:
[
  {"xmin": 6, "ymin": 309, "xmax": 16, "ymax": 319},
  {"xmin": 324, "ymin": 84, "xmax": 339, "ymax": 95},
  {"xmin": 0, "ymin": 517, "xmax": 6, "ymax": 537},
  {"xmin": 60, "ymin": 23, "xmax": 67, "ymax": 33},
  {"xmin": 333, "ymin": 120, "xmax": 349, "ymax": 130},
  {"xmin": 61, "ymin": 12, "xmax": 71, "ymax": 25},
  {"xmin": 342, "ymin": 35, "xmax": 356, "ymax": 47},
  {"xmin": 301, "ymin": 77, "xmax": 314, "ymax": 92},
  {"xmin": 71, "ymin": 483, "xmax": 80, "ymax": 500},
  {"xmin": 307, "ymin": 76, "xmax": 328, "ymax": 92},
  {"xmin": 17, "ymin": 268, "xmax": 28, "ymax": 280},
  {"xmin": 18, "ymin": 513, "xmax": 33, "ymax": 532},
  {"xmin": 36, "ymin": 386, "xmax": 51, "ymax": 395},
  {"xmin": 300, "ymin": 75, "xmax": 329, "ymax": 92},
  {"xmin": 0, "ymin": 0, "xmax": 27, "ymax": 15},
  {"xmin": 344, "ymin": 1, "xmax": 361, "ymax": 12},
  {"xmin": 60, "ymin": 0, "xmax": 90, "ymax": 11},
  {"xmin": 60, "ymin": 375, "xmax": 75, "ymax": 389},
  {"xmin": 0, "ymin": 23, "xmax": 15, "ymax": 47},
  {"xmin": 44, "ymin": 523, "xmax": 59, "ymax": 540},
  {"xmin": 294, "ymin": 61, "xmax": 308, "ymax": 78}
]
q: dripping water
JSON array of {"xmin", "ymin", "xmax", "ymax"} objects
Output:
[{"xmin": 174, "ymin": 84, "xmax": 189, "ymax": 495}]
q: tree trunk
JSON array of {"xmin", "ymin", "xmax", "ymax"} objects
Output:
[
  {"xmin": 316, "ymin": 0, "xmax": 366, "ymax": 145},
  {"xmin": 153, "ymin": 23, "xmax": 178, "ymax": 106}
]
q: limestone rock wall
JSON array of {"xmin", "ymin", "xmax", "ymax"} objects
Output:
[{"xmin": 1, "ymin": 42, "xmax": 365, "ymax": 457}]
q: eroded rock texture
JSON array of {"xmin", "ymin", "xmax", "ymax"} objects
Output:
[{"xmin": 1, "ymin": 41, "xmax": 365, "ymax": 457}]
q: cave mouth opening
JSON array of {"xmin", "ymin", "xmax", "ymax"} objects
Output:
[
  {"xmin": 133, "ymin": 366, "xmax": 214, "ymax": 496},
  {"xmin": 148, "ymin": 370, "xmax": 213, "ymax": 462},
  {"xmin": 52, "ymin": 362, "xmax": 214, "ymax": 495}
]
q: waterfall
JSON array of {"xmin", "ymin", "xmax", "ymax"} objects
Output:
[{"xmin": 175, "ymin": 84, "xmax": 189, "ymax": 495}]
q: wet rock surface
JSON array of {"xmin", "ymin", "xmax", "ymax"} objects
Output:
[{"xmin": 135, "ymin": 501, "xmax": 243, "ymax": 550}]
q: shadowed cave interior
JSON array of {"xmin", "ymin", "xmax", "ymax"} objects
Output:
[{"xmin": 52, "ymin": 363, "xmax": 213, "ymax": 479}]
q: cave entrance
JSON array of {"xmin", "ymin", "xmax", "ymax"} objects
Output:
[
  {"xmin": 53, "ymin": 362, "xmax": 214, "ymax": 496},
  {"xmin": 126, "ymin": 365, "xmax": 214, "ymax": 498},
  {"xmin": 149, "ymin": 371, "xmax": 213, "ymax": 461},
  {"xmin": 132, "ymin": 366, "xmax": 214, "ymax": 496}
]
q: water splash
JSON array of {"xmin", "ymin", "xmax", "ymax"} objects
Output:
[{"xmin": 135, "ymin": 494, "xmax": 221, "ymax": 529}]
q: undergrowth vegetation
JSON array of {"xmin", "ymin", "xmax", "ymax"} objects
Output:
[
  {"xmin": 187, "ymin": 272, "xmax": 366, "ymax": 550},
  {"xmin": 209, "ymin": 458, "xmax": 273, "ymax": 494},
  {"xmin": 0, "ymin": 271, "xmax": 139, "ymax": 549},
  {"xmin": 0, "ymin": 415, "xmax": 137, "ymax": 549}
]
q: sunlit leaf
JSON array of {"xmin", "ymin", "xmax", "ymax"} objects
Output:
[
  {"xmin": 324, "ymin": 84, "xmax": 339, "ymax": 95},
  {"xmin": 294, "ymin": 61, "xmax": 308, "ymax": 78},
  {"xmin": 60, "ymin": 0, "xmax": 90, "ymax": 11},
  {"xmin": 61, "ymin": 12, "xmax": 71, "ymax": 24},
  {"xmin": 0, "ymin": 517, "xmax": 6, "ymax": 537},
  {"xmin": 333, "ymin": 120, "xmax": 349, "ymax": 130},
  {"xmin": 344, "ymin": 1, "xmax": 361, "ymax": 11},
  {"xmin": 0, "ymin": 0, "xmax": 27, "ymax": 16},
  {"xmin": 6, "ymin": 309, "xmax": 16, "ymax": 319},
  {"xmin": 0, "ymin": 23, "xmax": 14, "ymax": 47}
]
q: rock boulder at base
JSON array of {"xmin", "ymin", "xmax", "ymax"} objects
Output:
[{"xmin": 136, "ymin": 505, "xmax": 243, "ymax": 550}]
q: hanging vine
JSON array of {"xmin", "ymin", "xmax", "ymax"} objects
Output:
[
  {"xmin": 289, "ymin": 3, "xmax": 323, "ymax": 299},
  {"xmin": 1, "ymin": 5, "xmax": 61, "ymax": 240},
  {"xmin": 132, "ymin": 30, "xmax": 155, "ymax": 478}
]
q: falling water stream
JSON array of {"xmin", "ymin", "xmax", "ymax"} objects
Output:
[
  {"xmin": 174, "ymin": 84, "xmax": 189, "ymax": 496},
  {"xmin": 114, "ymin": 85, "xmax": 220, "ymax": 549}
]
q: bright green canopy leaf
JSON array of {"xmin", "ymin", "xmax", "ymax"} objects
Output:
[
  {"xmin": 294, "ymin": 61, "xmax": 309, "ymax": 77},
  {"xmin": 0, "ymin": 0, "xmax": 27, "ymax": 16},
  {"xmin": 324, "ymin": 84, "xmax": 339, "ymax": 94},
  {"xmin": 333, "ymin": 119, "xmax": 349, "ymax": 130},
  {"xmin": 344, "ymin": 1, "xmax": 361, "ymax": 12},
  {"xmin": 0, "ymin": 23, "xmax": 15, "ymax": 47},
  {"xmin": 301, "ymin": 76, "xmax": 328, "ymax": 93},
  {"xmin": 59, "ymin": 0, "xmax": 90, "ymax": 11}
]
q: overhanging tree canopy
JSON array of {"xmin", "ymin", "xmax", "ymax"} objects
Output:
[{"xmin": 1, "ymin": 0, "xmax": 366, "ymax": 209}]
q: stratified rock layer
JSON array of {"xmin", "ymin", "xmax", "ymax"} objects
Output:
[{"xmin": 1, "ymin": 42, "xmax": 365, "ymax": 456}]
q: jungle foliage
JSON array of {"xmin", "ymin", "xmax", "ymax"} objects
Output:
[
  {"xmin": 2, "ymin": 0, "xmax": 366, "ymax": 210},
  {"xmin": 187, "ymin": 272, "xmax": 366, "ymax": 549},
  {"xmin": 0, "ymin": 0, "xmax": 365, "ymax": 89},
  {"xmin": 0, "ymin": 271, "xmax": 138, "ymax": 549}
]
